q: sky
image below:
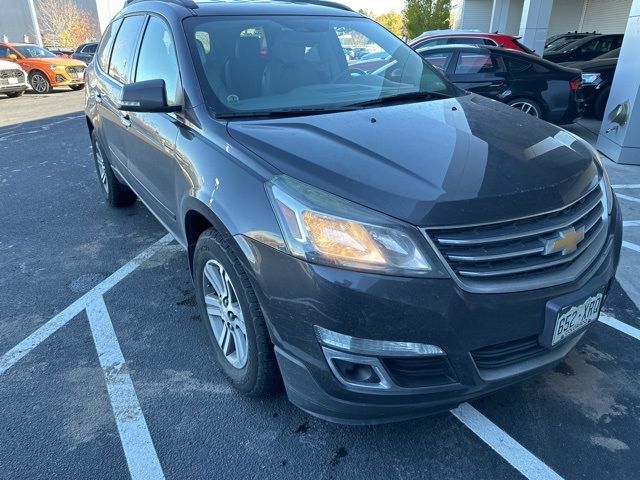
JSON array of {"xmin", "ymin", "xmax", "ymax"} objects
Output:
[{"xmin": 341, "ymin": 0, "xmax": 406, "ymax": 14}]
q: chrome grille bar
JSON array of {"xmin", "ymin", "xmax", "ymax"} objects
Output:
[{"xmin": 423, "ymin": 183, "xmax": 608, "ymax": 289}]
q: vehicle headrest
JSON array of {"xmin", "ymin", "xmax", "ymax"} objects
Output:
[{"xmin": 235, "ymin": 36, "xmax": 261, "ymax": 59}]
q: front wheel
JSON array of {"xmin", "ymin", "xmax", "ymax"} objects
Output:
[
  {"xmin": 90, "ymin": 131, "xmax": 136, "ymax": 207},
  {"xmin": 29, "ymin": 71, "xmax": 53, "ymax": 94},
  {"xmin": 6, "ymin": 91, "xmax": 25, "ymax": 98},
  {"xmin": 194, "ymin": 228, "xmax": 280, "ymax": 396},
  {"xmin": 508, "ymin": 98, "xmax": 543, "ymax": 119},
  {"xmin": 70, "ymin": 84, "xmax": 85, "ymax": 91}
]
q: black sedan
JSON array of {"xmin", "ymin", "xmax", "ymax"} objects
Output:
[
  {"xmin": 561, "ymin": 48, "xmax": 619, "ymax": 119},
  {"xmin": 543, "ymin": 34, "xmax": 623, "ymax": 64},
  {"xmin": 416, "ymin": 45, "xmax": 584, "ymax": 124},
  {"xmin": 71, "ymin": 42, "xmax": 98, "ymax": 64}
]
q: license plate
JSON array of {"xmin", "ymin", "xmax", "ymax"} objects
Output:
[
  {"xmin": 8, "ymin": 78, "xmax": 18, "ymax": 84},
  {"xmin": 551, "ymin": 292, "xmax": 604, "ymax": 346}
]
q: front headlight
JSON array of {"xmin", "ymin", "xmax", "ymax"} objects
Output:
[
  {"xmin": 266, "ymin": 176, "xmax": 446, "ymax": 277},
  {"xmin": 581, "ymin": 73, "xmax": 601, "ymax": 85},
  {"xmin": 594, "ymin": 150, "xmax": 614, "ymax": 215}
]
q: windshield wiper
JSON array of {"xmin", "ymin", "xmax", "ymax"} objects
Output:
[
  {"xmin": 348, "ymin": 91, "xmax": 452, "ymax": 109},
  {"xmin": 216, "ymin": 107, "xmax": 357, "ymax": 120}
]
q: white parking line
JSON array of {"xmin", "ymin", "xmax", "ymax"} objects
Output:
[
  {"xmin": 86, "ymin": 296, "xmax": 165, "ymax": 480},
  {"xmin": 616, "ymin": 193, "xmax": 640, "ymax": 204},
  {"xmin": 623, "ymin": 240, "xmax": 640, "ymax": 253},
  {"xmin": 599, "ymin": 315, "xmax": 640, "ymax": 342},
  {"xmin": 0, "ymin": 234, "xmax": 174, "ymax": 376},
  {"xmin": 451, "ymin": 403, "xmax": 563, "ymax": 480},
  {"xmin": 613, "ymin": 184, "xmax": 640, "ymax": 189},
  {"xmin": 624, "ymin": 221, "xmax": 640, "ymax": 227}
]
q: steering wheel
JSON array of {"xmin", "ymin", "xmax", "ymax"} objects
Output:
[{"xmin": 334, "ymin": 68, "xmax": 367, "ymax": 83}]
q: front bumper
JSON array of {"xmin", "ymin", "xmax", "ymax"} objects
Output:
[
  {"xmin": 237, "ymin": 198, "xmax": 622, "ymax": 424},
  {"xmin": 0, "ymin": 83, "xmax": 28, "ymax": 93},
  {"xmin": 49, "ymin": 69, "xmax": 85, "ymax": 87}
]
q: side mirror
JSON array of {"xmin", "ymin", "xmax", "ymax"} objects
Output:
[
  {"xmin": 118, "ymin": 79, "xmax": 181, "ymax": 113},
  {"xmin": 8, "ymin": 54, "xmax": 18, "ymax": 61}
]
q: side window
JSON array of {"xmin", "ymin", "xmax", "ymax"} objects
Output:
[
  {"xmin": 422, "ymin": 51, "xmax": 454, "ymax": 71},
  {"xmin": 135, "ymin": 16, "xmax": 181, "ymax": 105},
  {"xmin": 97, "ymin": 19, "xmax": 122, "ymax": 72},
  {"xmin": 422, "ymin": 38, "xmax": 448, "ymax": 47},
  {"xmin": 455, "ymin": 53, "xmax": 505, "ymax": 75},
  {"xmin": 506, "ymin": 57, "xmax": 532, "ymax": 74},
  {"xmin": 109, "ymin": 15, "xmax": 145, "ymax": 84},
  {"xmin": 0, "ymin": 46, "xmax": 11, "ymax": 58},
  {"xmin": 84, "ymin": 44, "xmax": 97, "ymax": 54},
  {"xmin": 449, "ymin": 37, "xmax": 485, "ymax": 45},
  {"xmin": 484, "ymin": 39, "xmax": 498, "ymax": 46}
]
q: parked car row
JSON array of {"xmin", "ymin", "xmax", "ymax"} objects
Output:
[
  {"xmin": 404, "ymin": 30, "xmax": 623, "ymax": 122},
  {"xmin": 0, "ymin": 42, "xmax": 98, "ymax": 97}
]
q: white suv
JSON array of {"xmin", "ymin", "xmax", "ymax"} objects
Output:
[{"xmin": 0, "ymin": 59, "xmax": 29, "ymax": 97}]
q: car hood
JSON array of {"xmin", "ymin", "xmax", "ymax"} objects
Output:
[
  {"xmin": 227, "ymin": 94, "xmax": 598, "ymax": 227},
  {"xmin": 25, "ymin": 57, "xmax": 85, "ymax": 67},
  {"xmin": 0, "ymin": 59, "xmax": 23, "ymax": 71},
  {"xmin": 560, "ymin": 58, "xmax": 617, "ymax": 71}
]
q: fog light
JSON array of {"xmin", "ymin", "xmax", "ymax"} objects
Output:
[
  {"xmin": 315, "ymin": 325, "xmax": 444, "ymax": 357},
  {"xmin": 321, "ymin": 347, "xmax": 392, "ymax": 390},
  {"xmin": 333, "ymin": 359, "xmax": 380, "ymax": 384}
]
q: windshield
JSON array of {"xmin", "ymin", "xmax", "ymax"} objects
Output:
[
  {"xmin": 14, "ymin": 45, "xmax": 57, "ymax": 58},
  {"xmin": 184, "ymin": 15, "xmax": 458, "ymax": 116}
]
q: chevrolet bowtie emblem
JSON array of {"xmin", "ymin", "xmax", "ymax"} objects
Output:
[{"xmin": 544, "ymin": 227, "xmax": 585, "ymax": 256}]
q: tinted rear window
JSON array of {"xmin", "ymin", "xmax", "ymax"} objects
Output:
[{"xmin": 513, "ymin": 39, "xmax": 535, "ymax": 55}]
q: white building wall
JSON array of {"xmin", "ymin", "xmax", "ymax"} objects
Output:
[
  {"xmin": 506, "ymin": 0, "xmax": 524, "ymax": 33},
  {"xmin": 96, "ymin": 0, "xmax": 126, "ymax": 33}
]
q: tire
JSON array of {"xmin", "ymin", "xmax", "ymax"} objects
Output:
[
  {"xmin": 70, "ymin": 84, "xmax": 85, "ymax": 91},
  {"xmin": 594, "ymin": 87, "xmax": 610, "ymax": 120},
  {"xmin": 6, "ymin": 91, "xmax": 25, "ymax": 98},
  {"xmin": 29, "ymin": 71, "xmax": 53, "ymax": 94},
  {"xmin": 507, "ymin": 98, "xmax": 543, "ymax": 120},
  {"xmin": 194, "ymin": 228, "xmax": 280, "ymax": 396},
  {"xmin": 90, "ymin": 130, "xmax": 137, "ymax": 208}
]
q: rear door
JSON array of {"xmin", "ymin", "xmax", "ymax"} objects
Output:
[
  {"xmin": 124, "ymin": 14, "xmax": 182, "ymax": 226},
  {"xmin": 94, "ymin": 15, "xmax": 145, "ymax": 174},
  {"xmin": 447, "ymin": 50, "xmax": 509, "ymax": 100}
]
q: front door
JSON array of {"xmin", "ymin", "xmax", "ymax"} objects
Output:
[{"xmin": 124, "ymin": 15, "xmax": 182, "ymax": 228}]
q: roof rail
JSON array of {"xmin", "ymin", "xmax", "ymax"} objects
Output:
[
  {"xmin": 125, "ymin": 0, "xmax": 199, "ymax": 9},
  {"xmin": 286, "ymin": 1, "xmax": 354, "ymax": 12}
]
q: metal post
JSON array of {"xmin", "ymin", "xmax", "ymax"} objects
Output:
[{"xmin": 27, "ymin": 0, "xmax": 44, "ymax": 46}]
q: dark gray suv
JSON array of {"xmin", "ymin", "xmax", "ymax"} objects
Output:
[{"xmin": 85, "ymin": 0, "xmax": 622, "ymax": 424}]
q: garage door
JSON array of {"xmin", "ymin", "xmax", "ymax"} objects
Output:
[
  {"xmin": 581, "ymin": 0, "xmax": 632, "ymax": 34},
  {"xmin": 548, "ymin": 0, "xmax": 585, "ymax": 36},
  {"xmin": 463, "ymin": 0, "xmax": 493, "ymax": 31}
]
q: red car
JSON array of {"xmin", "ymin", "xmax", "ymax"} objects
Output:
[{"xmin": 409, "ymin": 31, "xmax": 535, "ymax": 54}]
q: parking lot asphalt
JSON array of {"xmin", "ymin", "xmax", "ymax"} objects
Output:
[{"xmin": 1, "ymin": 91, "xmax": 640, "ymax": 480}]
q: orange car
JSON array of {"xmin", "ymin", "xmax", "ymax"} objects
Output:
[{"xmin": 0, "ymin": 43, "xmax": 87, "ymax": 94}]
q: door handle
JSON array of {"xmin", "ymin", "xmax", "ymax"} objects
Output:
[
  {"xmin": 120, "ymin": 114, "xmax": 132, "ymax": 128},
  {"xmin": 490, "ymin": 82, "xmax": 504, "ymax": 87}
]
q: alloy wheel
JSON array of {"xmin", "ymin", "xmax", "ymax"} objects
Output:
[
  {"xmin": 202, "ymin": 260, "xmax": 248, "ymax": 369},
  {"xmin": 510, "ymin": 101, "xmax": 540, "ymax": 117},
  {"xmin": 31, "ymin": 74, "xmax": 49, "ymax": 93},
  {"xmin": 94, "ymin": 143, "xmax": 109, "ymax": 194}
]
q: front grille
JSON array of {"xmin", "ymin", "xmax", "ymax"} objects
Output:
[
  {"xmin": 0, "ymin": 69, "xmax": 25, "ymax": 85},
  {"xmin": 382, "ymin": 356, "xmax": 456, "ymax": 388},
  {"xmin": 65, "ymin": 65, "xmax": 85, "ymax": 75},
  {"xmin": 425, "ymin": 184, "xmax": 607, "ymax": 291},
  {"xmin": 472, "ymin": 335, "xmax": 544, "ymax": 370}
]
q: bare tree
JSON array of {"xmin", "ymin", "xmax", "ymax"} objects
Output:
[{"xmin": 36, "ymin": 0, "xmax": 99, "ymax": 48}]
